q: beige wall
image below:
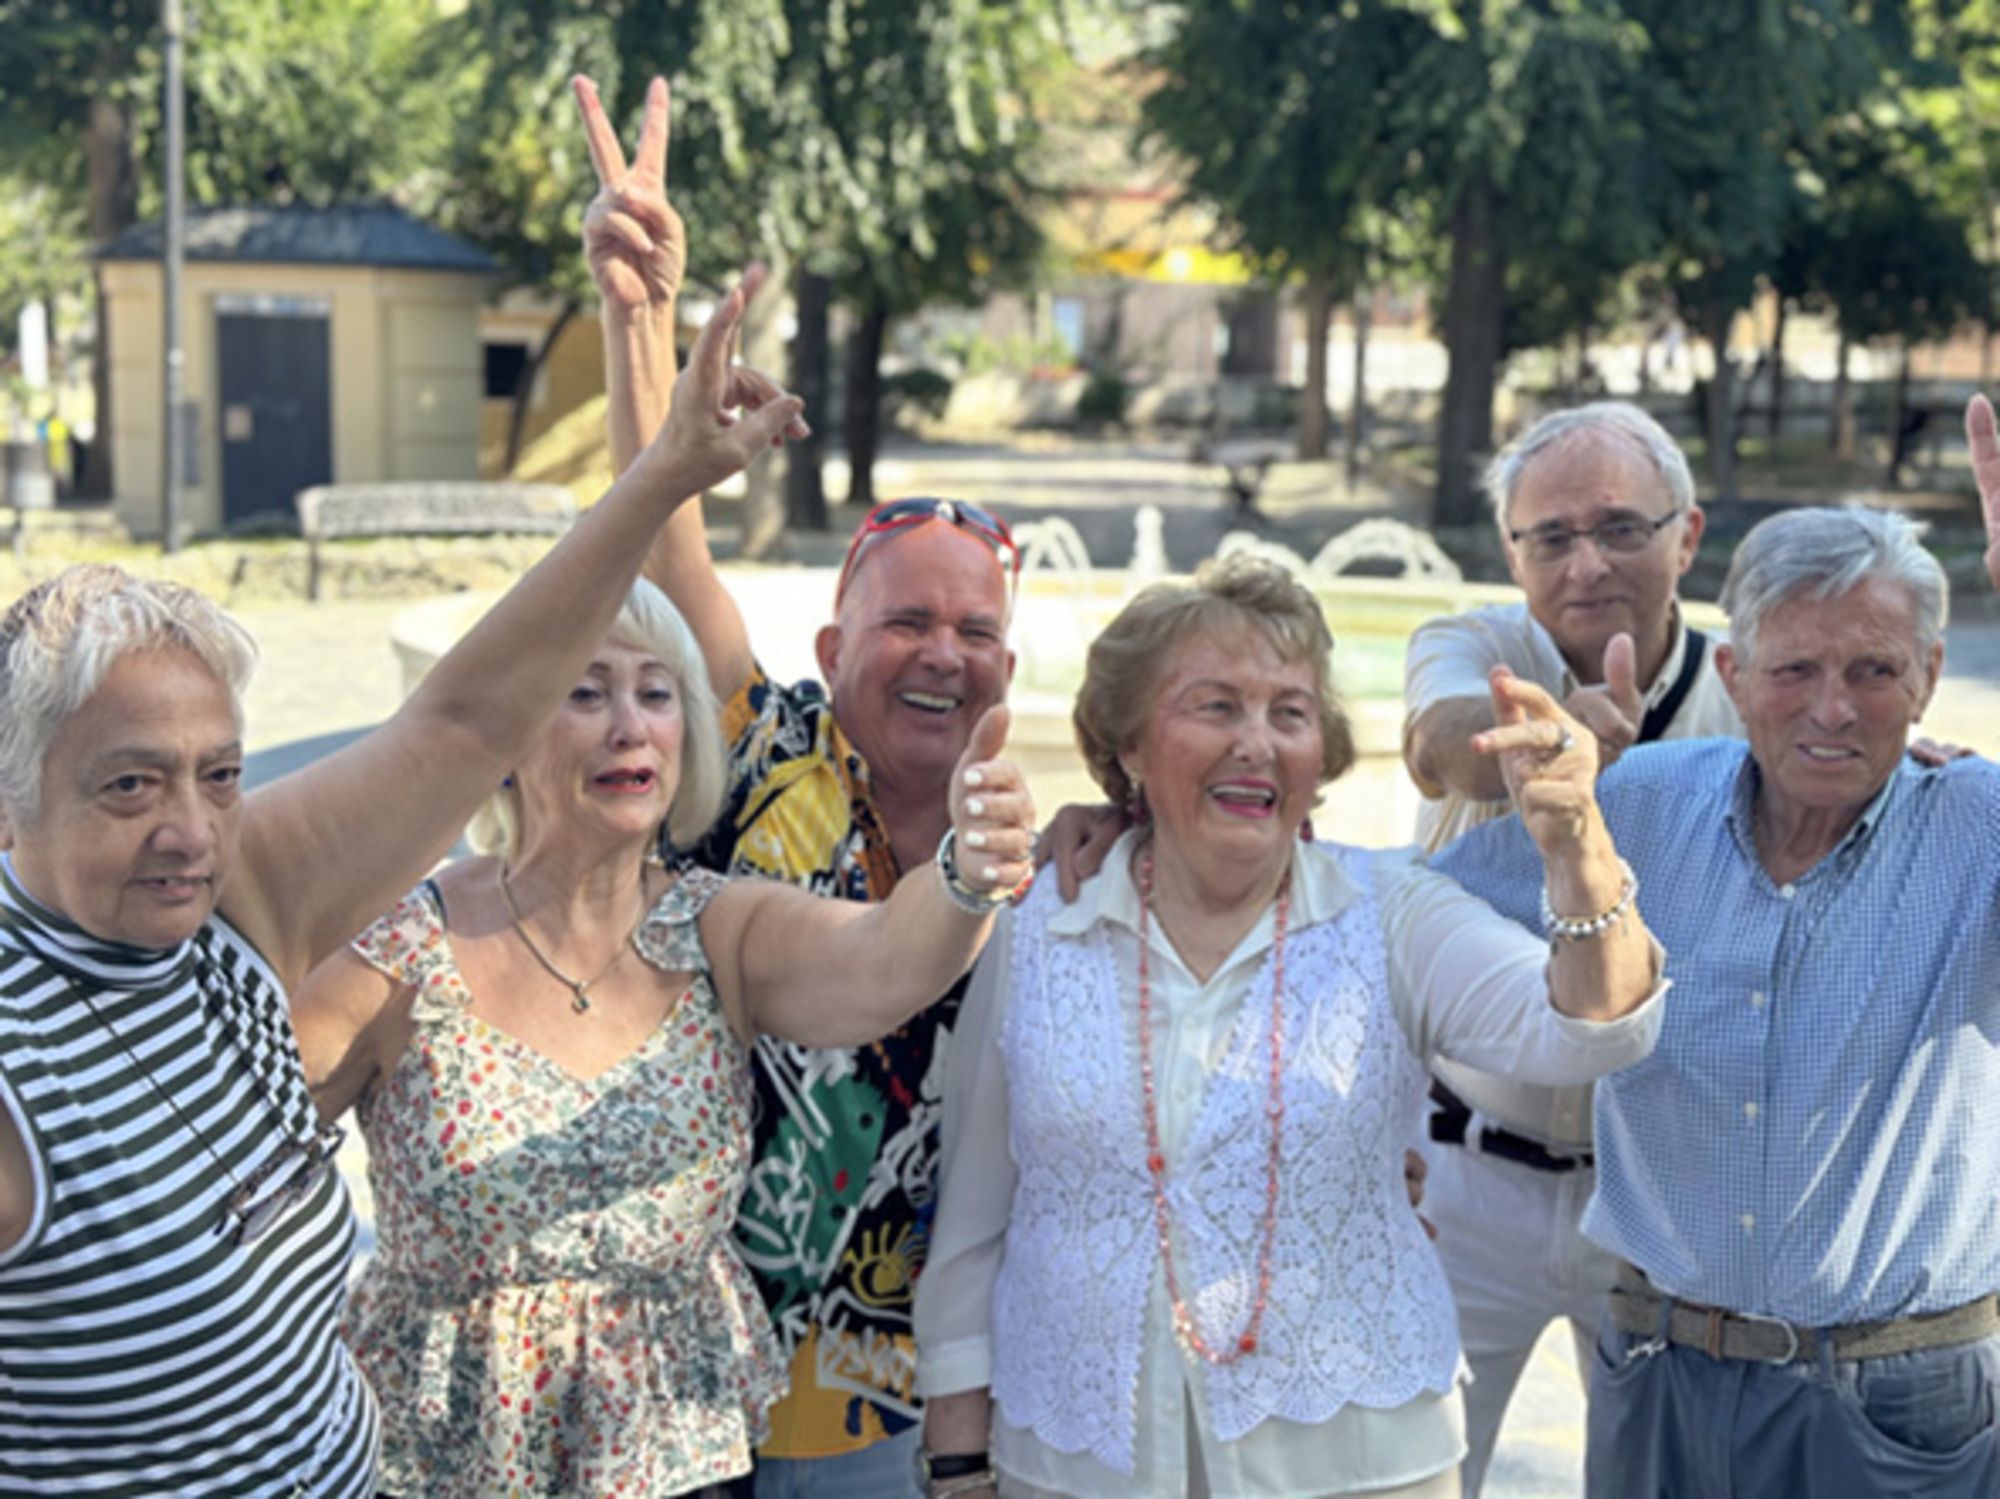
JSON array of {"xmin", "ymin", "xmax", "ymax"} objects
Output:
[
  {"xmin": 477, "ymin": 306, "xmax": 607, "ymax": 478},
  {"xmin": 103, "ymin": 260, "xmax": 492, "ymax": 537}
]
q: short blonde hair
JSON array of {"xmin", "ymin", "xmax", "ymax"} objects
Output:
[
  {"xmin": 0, "ymin": 565, "xmax": 257, "ymax": 822},
  {"xmin": 1072, "ymin": 555, "xmax": 1356, "ymax": 808},
  {"xmin": 465, "ymin": 577, "xmax": 727, "ymax": 860}
]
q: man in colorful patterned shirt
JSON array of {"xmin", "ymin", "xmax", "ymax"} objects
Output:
[{"xmin": 573, "ymin": 77, "xmax": 1017, "ymax": 1496}]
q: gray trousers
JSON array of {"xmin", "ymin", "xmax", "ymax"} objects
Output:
[{"xmin": 1587, "ymin": 1320, "xmax": 2000, "ymax": 1497}]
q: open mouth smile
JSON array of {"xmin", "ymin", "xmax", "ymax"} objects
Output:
[{"xmin": 897, "ymin": 690, "xmax": 961, "ymax": 716}]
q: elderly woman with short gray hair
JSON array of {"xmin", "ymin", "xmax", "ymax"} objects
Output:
[
  {"xmin": 0, "ymin": 277, "xmax": 807, "ymax": 1495},
  {"xmin": 916, "ymin": 556, "xmax": 1670, "ymax": 1499}
]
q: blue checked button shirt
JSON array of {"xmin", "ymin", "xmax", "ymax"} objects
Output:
[{"xmin": 1433, "ymin": 737, "xmax": 2000, "ymax": 1328}]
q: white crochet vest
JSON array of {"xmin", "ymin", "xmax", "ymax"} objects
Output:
[{"xmin": 989, "ymin": 847, "xmax": 1459, "ymax": 1474}]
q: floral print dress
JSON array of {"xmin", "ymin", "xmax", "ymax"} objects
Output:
[{"xmin": 343, "ymin": 868, "xmax": 784, "ymax": 1497}]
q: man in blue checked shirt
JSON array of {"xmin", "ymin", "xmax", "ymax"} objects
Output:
[{"xmin": 1433, "ymin": 423, "xmax": 2000, "ymax": 1498}]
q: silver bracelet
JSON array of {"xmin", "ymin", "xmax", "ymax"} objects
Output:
[
  {"xmin": 1541, "ymin": 858, "xmax": 1639, "ymax": 942},
  {"xmin": 936, "ymin": 828, "xmax": 1014, "ymax": 915}
]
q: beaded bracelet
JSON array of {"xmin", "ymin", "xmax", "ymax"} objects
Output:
[
  {"xmin": 1541, "ymin": 858, "xmax": 1639, "ymax": 943},
  {"xmin": 935, "ymin": 827, "xmax": 1020, "ymax": 914}
]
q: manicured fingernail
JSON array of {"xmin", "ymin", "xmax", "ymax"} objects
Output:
[
  {"xmin": 964, "ymin": 769, "xmax": 985, "ymax": 788},
  {"xmin": 981, "ymin": 866, "xmax": 999, "ymax": 883},
  {"xmin": 965, "ymin": 830, "xmax": 989, "ymax": 850},
  {"xmin": 967, "ymin": 797, "xmax": 986, "ymax": 816}
]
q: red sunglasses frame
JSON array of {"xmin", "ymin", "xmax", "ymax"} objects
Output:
[{"xmin": 834, "ymin": 498, "xmax": 1021, "ymax": 609}]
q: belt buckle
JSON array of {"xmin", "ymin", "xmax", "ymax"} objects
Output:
[{"xmin": 1735, "ymin": 1309, "xmax": 1802, "ymax": 1364}]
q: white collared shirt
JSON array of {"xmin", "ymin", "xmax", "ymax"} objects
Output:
[{"xmin": 916, "ymin": 834, "xmax": 1666, "ymax": 1496}]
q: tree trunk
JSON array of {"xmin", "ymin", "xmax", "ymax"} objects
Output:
[
  {"xmin": 502, "ymin": 298, "xmax": 579, "ymax": 475},
  {"xmin": 1886, "ymin": 343, "xmax": 1916, "ymax": 487},
  {"xmin": 1346, "ymin": 285, "xmax": 1371, "ymax": 487},
  {"xmin": 1766, "ymin": 298, "xmax": 1787, "ymax": 443},
  {"xmin": 1831, "ymin": 331, "xmax": 1855, "ymax": 459},
  {"xmin": 1435, "ymin": 175, "xmax": 1505, "ymax": 527},
  {"xmin": 1297, "ymin": 272, "xmax": 1335, "ymax": 460},
  {"xmin": 80, "ymin": 93, "xmax": 138, "ymax": 500},
  {"xmin": 1699, "ymin": 297, "xmax": 1739, "ymax": 502},
  {"xmin": 785, "ymin": 268, "xmax": 831, "ymax": 529},
  {"xmin": 843, "ymin": 295, "xmax": 889, "ymax": 514}
]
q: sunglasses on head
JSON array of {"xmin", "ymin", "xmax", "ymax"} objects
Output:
[{"xmin": 834, "ymin": 498, "xmax": 1021, "ymax": 608}]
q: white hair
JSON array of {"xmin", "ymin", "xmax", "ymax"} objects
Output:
[
  {"xmin": 0, "ymin": 565, "xmax": 257, "ymax": 823},
  {"xmin": 1485, "ymin": 401, "xmax": 1696, "ymax": 530},
  {"xmin": 465, "ymin": 576, "xmax": 727, "ymax": 861},
  {"xmin": 1719, "ymin": 505, "xmax": 1948, "ymax": 665}
]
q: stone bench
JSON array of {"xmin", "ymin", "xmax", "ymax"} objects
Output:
[{"xmin": 296, "ymin": 482, "xmax": 577, "ymax": 600}]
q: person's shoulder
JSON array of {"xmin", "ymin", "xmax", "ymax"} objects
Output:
[
  {"xmin": 1908, "ymin": 751, "xmax": 2000, "ymax": 819},
  {"xmin": 1408, "ymin": 600, "xmax": 1530, "ymax": 649},
  {"xmin": 1602, "ymin": 736, "xmax": 1743, "ymax": 795}
]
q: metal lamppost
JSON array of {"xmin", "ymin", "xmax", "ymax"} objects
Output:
[{"xmin": 161, "ymin": 0, "xmax": 186, "ymax": 554}]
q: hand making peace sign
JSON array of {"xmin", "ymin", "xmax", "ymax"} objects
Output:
[{"xmin": 572, "ymin": 74, "xmax": 686, "ymax": 317}]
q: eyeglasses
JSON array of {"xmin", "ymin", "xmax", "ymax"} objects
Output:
[
  {"xmin": 1507, "ymin": 511, "xmax": 1684, "ymax": 567},
  {"xmin": 221, "ymin": 1123, "xmax": 346, "ymax": 1247},
  {"xmin": 834, "ymin": 498, "xmax": 1020, "ymax": 608}
]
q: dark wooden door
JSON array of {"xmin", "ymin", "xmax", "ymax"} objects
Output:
[{"xmin": 217, "ymin": 308, "xmax": 331, "ymax": 529}]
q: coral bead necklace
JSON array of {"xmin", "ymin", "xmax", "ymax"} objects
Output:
[{"xmin": 1135, "ymin": 842, "xmax": 1290, "ymax": 1365}]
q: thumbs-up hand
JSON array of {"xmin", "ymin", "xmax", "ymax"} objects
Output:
[
  {"xmin": 1561, "ymin": 631, "xmax": 1643, "ymax": 772},
  {"xmin": 947, "ymin": 705, "xmax": 1036, "ymax": 899}
]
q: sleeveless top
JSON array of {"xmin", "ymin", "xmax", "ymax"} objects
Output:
[
  {"xmin": 988, "ymin": 852, "xmax": 1460, "ymax": 1475},
  {"xmin": 0, "ymin": 857, "xmax": 378, "ymax": 1497},
  {"xmin": 344, "ymin": 867, "xmax": 784, "ymax": 1497}
]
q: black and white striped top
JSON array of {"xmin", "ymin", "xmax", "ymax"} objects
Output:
[{"xmin": 0, "ymin": 861, "xmax": 377, "ymax": 1497}]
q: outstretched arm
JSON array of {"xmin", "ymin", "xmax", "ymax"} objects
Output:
[
  {"xmin": 1408, "ymin": 632, "xmax": 1643, "ymax": 803},
  {"xmin": 230, "ymin": 279, "xmax": 805, "ymax": 990},
  {"xmin": 704, "ymin": 706, "xmax": 1034, "ymax": 1048}
]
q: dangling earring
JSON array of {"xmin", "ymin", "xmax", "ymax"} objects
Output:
[
  {"xmin": 1128, "ymin": 777, "xmax": 1150, "ymax": 825},
  {"xmin": 501, "ymin": 775, "xmax": 514, "ymax": 789},
  {"xmin": 1299, "ymin": 816, "xmax": 1315, "ymax": 843}
]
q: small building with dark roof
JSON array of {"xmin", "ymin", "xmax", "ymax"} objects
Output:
[{"xmin": 97, "ymin": 201, "xmax": 498, "ymax": 537}]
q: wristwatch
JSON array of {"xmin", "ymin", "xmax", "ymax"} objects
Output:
[{"xmin": 917, "ymin": 1447, "xmax": 994, "ymax": 1490}]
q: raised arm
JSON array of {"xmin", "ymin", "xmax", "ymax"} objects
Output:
[
  {"xmin": 575, "ymin": 72, "xmax": 766, "ymax": 702},
  {"xmin": 1469, "ymin": 667, "xmax": 1657, "ymax": 1021},
  {"xmin": 1969, "ymin": 395, "xmax": 2000, "ymax": 594},
  {"xmin": 1406, "ymin": 630, "xmax": 1642, "ymax": 803},
  {"xmin": 229, "ymin": 279, "xmax": 805, "ymax": 990},
  {"xmin": 703, "ymin": 705, "xmax": 1034, "ymax": 1048}
]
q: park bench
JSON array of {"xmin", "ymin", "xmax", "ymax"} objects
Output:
[{"xmin": 295, "ymin": 481, "xmax": 577, "ymax": 600}]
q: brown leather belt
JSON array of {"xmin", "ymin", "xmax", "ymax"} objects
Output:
[{"xmin": 1609, "ymin": 1264, "xmax": 2000, "ymax": 1365}]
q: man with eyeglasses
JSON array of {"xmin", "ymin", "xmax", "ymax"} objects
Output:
[
  {"xmin": 1401, "ymin": 401, "xmax": 1739, "ymax": 1496},
  {"xmin": 573, "ymin": 76, "xmax": 1018, "ymax": 1499}
]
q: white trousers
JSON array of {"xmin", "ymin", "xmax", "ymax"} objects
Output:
[{"xmin": 1418, "ymin": 1135, "xmax": 1617, "ymax": 1498}]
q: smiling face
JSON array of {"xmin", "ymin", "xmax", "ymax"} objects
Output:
[
  {"xmin": 1122, "ymin": 629, "xmax": 1324, "ymax": 882},
  {"xmin": 8, "ymin": 647, "xmax": 245, "ymax": 948},
  {"xmin": 815, "ymin": 521, "xmax": 1014, "ymax": 806},
  {"xmin": 1504, "ymin": 431, "xmax": 1703, "ymax": 685},
  {"xmin": 510, "ymin": 639, "xmax": 685, "ymax": 852},
  {"xmin": 1718, "ymin": 576, "xmax": 1942, "ymax": 835}
]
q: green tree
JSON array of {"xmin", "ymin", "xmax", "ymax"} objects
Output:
[
  {"xmin": 1627, "ymin": 0, "xmax": 1951, "ymax": 499},
  {"xmin": 455, "ymin": 0, "xmax": 1057, "ymax": 526},
  {"xmin": 1141, "ymin": 0, "xmax": 1435, "ymax": 461},
  {"xmin": 0, "ymin": 0, "xmax": 463, "ymax": 493}
]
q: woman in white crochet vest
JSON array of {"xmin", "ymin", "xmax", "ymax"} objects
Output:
[{"xmin": 913, "ymin": 556, "xmax": 1667, "ymax": 1499}]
